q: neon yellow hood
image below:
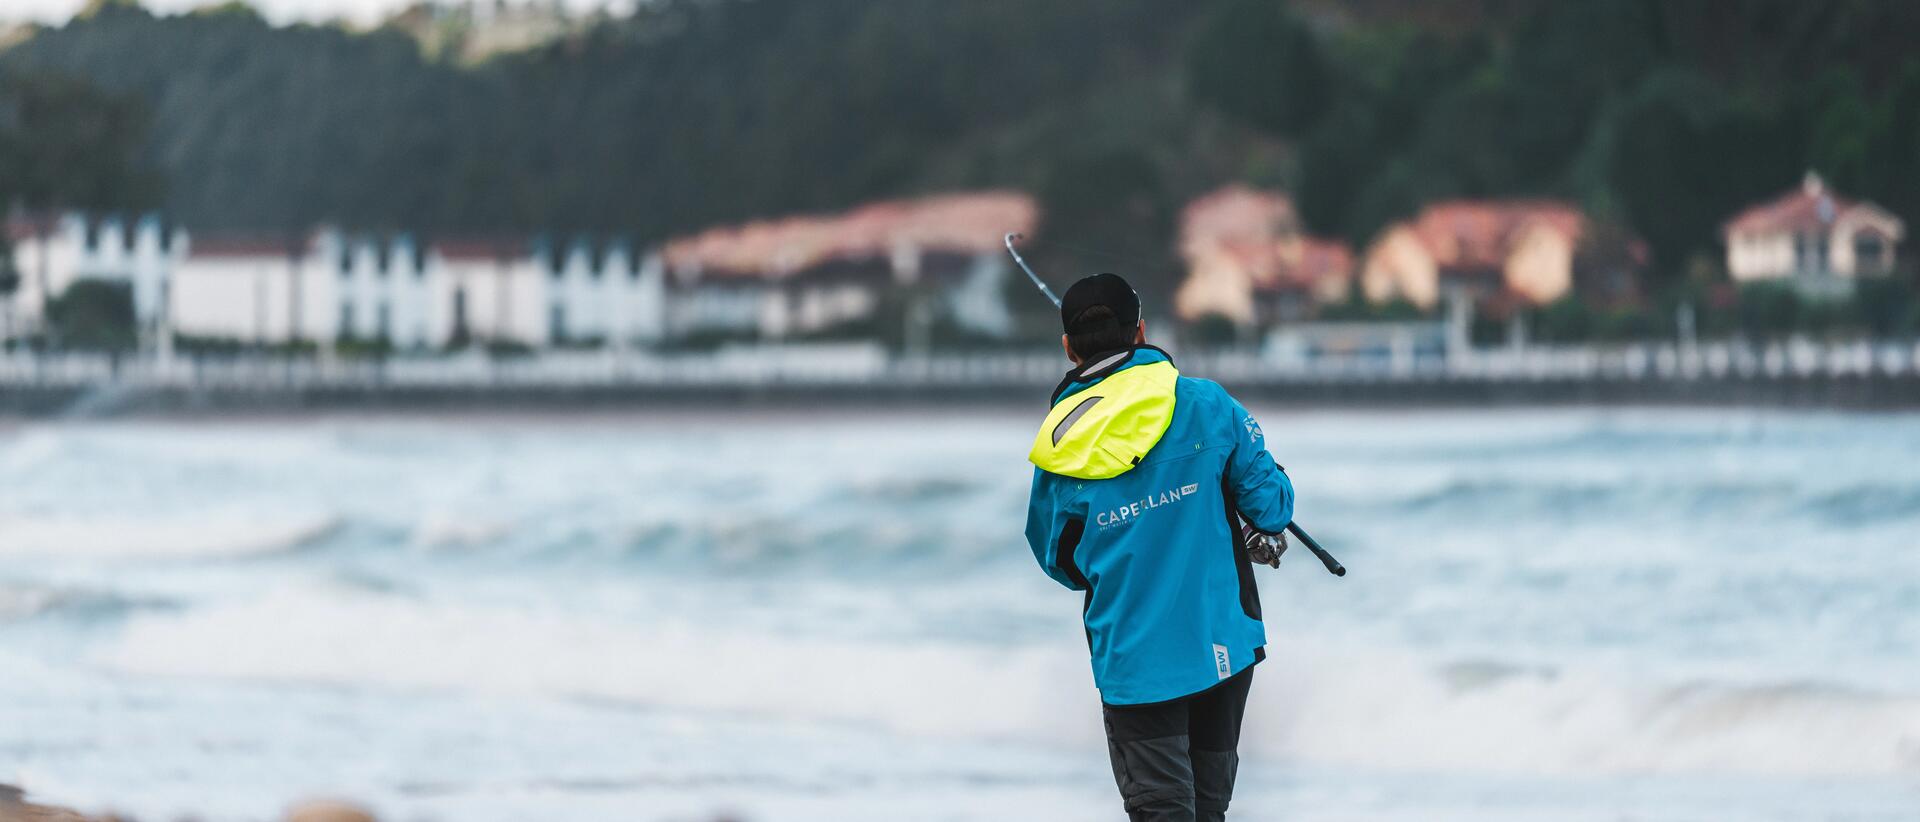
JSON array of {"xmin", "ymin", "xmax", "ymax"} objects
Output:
[{"xmin": 1029, "ymin": 359, "xmax": 1178, "ymax": 480}]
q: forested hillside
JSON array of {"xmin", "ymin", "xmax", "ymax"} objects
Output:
[{"xmin": 6, "ymin": 0, "xmax": 1920, "ymax": 299}]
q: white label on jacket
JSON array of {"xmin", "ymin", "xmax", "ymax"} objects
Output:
[
  {"xmin": 1213, "ymin": 644, "xmax": 1231, "ymax": 679},
  {"xmin": 1095, "ymin": 481, "xmax": 1202, "ymax": 530}
]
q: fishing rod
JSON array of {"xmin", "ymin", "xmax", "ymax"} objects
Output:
[{"xmin": 1004, "ymin": 232, "xmax": 1346, "ymax": 578}]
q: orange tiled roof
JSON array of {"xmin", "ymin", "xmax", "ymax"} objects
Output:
[
  {"xmin": 1722, "ymin": 176, "xmax": 1876, "ymax": 237},
  {"xmin": 1405, "ymin": 200, "xmax": 1585, "ymax": 270},
  {"xmin": 1178, "ymin": 185, "xmax": 1350, "ymax": 293},
  {"xmin": 662, "ymin": 191, "xmax": 1038, "ymax": 278},
  {"xmin": 4, "ymin": 214, "xmax": 57, "ymax": 243},
  {"xmin": 1178, "ymin": 185, "xmax": 1298, "ymax": 257},
  {"xmin": 1290, "ymin": 236, "xmax": 1353, "ymax": 289}
]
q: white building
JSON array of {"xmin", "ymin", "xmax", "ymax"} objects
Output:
[
  {"xmin": 1724, "ymin": 172, "xmax": 1905, "ymax": 297},
  {"xmin": 5, "ymin": 193, "xmax": 1027, "ymax": 352},
  {"xmin": 6, "ymin": 213, "xmax": 184, "ymax": 342},
  {"xmin": 6, "ymin": 214, "xmax": 668, "ymax": 350}
]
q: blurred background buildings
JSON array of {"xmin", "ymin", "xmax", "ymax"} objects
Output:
[{"xmin": 2, "ymin": 0, "xmax": 1920, "ymax": 373}]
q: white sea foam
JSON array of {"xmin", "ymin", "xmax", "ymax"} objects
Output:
[
  {"xmin": 101, "ymin": 585, "xmax": 1101, "ymax": 743},
  {"xmin": 0, "ymin": 510, "xmax": 337, "ymax": 560},
  {"xmin": 0, "ymin": 585, "xmax": 58, "ymax": 620},
  {"xmin": 0, "ymin": 429, "xmax": 67, "ymax": 473},
  {"xmin": 99, "ymin": 585, "xmax": 1920, "ymax": 778},
  {"xmin": 1253, "ymin": 639, "xmax": 1920, "ymax": 777},
  {"xmin": 409, "ymin": 510, "xmax": 514, "ymax": 549}
]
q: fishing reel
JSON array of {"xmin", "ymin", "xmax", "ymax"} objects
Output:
[
  {"xmin": 1242, "ymin": 524, "xmax": 1287, "ymax": 569},
  {"xmin": 1238, "ymin": 519, "xmax": 1344, "ymax": 576}
]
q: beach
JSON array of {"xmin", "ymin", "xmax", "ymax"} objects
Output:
[{"xmin": 2, "ymin": 408, "xmax": 1918, "ymax": 820}]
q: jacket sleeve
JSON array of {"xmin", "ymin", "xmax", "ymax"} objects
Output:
[
  {"xmin": 1024, "ymin": 468, "xmax": 1088, "ymax": 590},
  {"xmin": 1224, "ymin": 394, "xmax": 1294, "ymax": 534}
]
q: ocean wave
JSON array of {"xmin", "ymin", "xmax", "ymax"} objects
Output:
[
  {"xmin": 0, "ymin": 585, "xmax": 59, "ymax": 620},
  {"xmin": 96, "ymin": 587, "xmax": 1920, "ymax": 778},
  {"xmin": 1806, "ymin": 484, "xmax": 1920, "ymax": 525},
  {"xmin": 0, "ymin": 583, "xmax": 178, "ymax": 625},
  {"xmin": 0, "ymin": 510, "xmax": 339, "ymax": 561},
  {"xmin": 1317, "ymin": 472, "xmax": 1920, "ymax": 533},
  {"xmin": 1259, "ymin": 643, "xmax": 1920, "ymax": 776},
  {"xmin": 409, "ymin": 511, "xmax": 514, "ymax": 550}
]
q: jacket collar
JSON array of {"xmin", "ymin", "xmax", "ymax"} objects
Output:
[{"xmin": 1049, "ymin": 344, "xmax": 1175, "ymax": 405}]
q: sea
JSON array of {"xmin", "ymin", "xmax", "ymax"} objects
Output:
[{"xmin": 1, "ymin": 408, "xmax": 1917, "ymax": 821}]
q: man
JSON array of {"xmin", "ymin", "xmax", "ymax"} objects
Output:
[{"xmin": 1024, "ymin": 273, "xmax": 1294, "ymax": 822}]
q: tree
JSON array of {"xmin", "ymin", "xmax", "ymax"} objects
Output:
[
  {"xmin": 1736, "ymin": 282, "xmax": 1802, "ymax": 340},
  {"xmin": 46, "ymin": 280, "xmax": 137, "ymax": 351},
  {"xmin": 1186, "ymin": 0, "xmax": 1331, "ymax": 137},
  {"xmin": 1035, "ymin": 149, "xmax": 1177, "ymax": 308},
  {"xmin": 0, "ymin": 66, "xmax": 158, "ymax": 345}
]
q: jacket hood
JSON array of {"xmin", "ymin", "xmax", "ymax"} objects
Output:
[{"xmin": 1029, "ymin": 346, "xmax": 1179, "ymax": 480}]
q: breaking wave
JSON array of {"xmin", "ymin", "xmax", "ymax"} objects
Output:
[
  {"xmin": 0, "ymin": 510, "xmax": 339, "ymax": 561},
  {"xmin": 98, "ymin": 586, "xmax": 1920, "ymax": 778}
]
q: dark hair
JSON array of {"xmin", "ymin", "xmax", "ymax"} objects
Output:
[{"xmin": 1066, "ymin": 305, "xmax": 1136, "ymax": 360}]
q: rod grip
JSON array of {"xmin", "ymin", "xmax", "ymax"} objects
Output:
[{"xmin": 1285, "ymin": 522, "xmax": 1346, "ymax": 577}]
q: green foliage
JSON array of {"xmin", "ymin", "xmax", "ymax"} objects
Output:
[
  {"xmin": 1185, "ymin": 2, "xmax": 1920, "ymax": 290},
  {"xmin": 1736, "ymin": 282, "xmax": 1803, "ymax": 340},
  {"xmin": 3, "ymin": 0, "xmax": 1202, "ymax": 240},
  {"xmin": 1185, "ymin": 0, "xmax": 1329, "ymax": 137},
  {"xmin": 334, "ymin": 336, "xmax": 394, "ymax": 359},
  {"xmin": 1184, "ymin": 313, "xmax": 1240, "ymax": 347},
  {"xmin": 0, "ymin": 66, "xmax": 159, "ymax": 213},
  {"xmin": 47, "ymin": 279, "xmax": 136, "ymax": 350},
  {"xmin": 1852, "ymin": 276, "xmax": 1917, "ymax": 337},
  {"xmin": 0, "ymin": 243, "xmax": 18, "ymax": 296},
  {"xmin": 484, "ymin": 339, "xmax": 535, "ymax": 358},
  {"xmin": 1035, "ymin": 148, "xmax": 1177, "ymax": 306},
  {"xmin": 171, "ymin": 333, "xmax": 315, "ymax": 355},
  {"xmin": 1532, "ymin": 298, "xmax": 1593, "ymax": 344},
  {"xmin": 1315, "ymin": 296, "xmax": 1427, "ymax": 323}
]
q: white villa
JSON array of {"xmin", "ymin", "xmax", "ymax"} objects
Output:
[{"xmin": 1723, "ymin": 172, "xmax": 1905, "ymax": 297}]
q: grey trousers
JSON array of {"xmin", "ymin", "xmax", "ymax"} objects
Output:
[{"xmin": 1102, "ymin": 665, "xmax": 1254, "ymax": 822}]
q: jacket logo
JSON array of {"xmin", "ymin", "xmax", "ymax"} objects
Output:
[
  {"xmin": 1213, "ymin": 644, "xmax": 1231, "ymax": 679},
  {"xmin": 1095, "ymin": 482, "xmax": 1200, "ymax": 529},
  {"xmin": 1243, "ymin": 414, "xmax": 1263, "ymax": 442}
]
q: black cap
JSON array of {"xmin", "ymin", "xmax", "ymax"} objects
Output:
[{"xmin": 1060, "ymin": 273, "xmax": 1140, "ymax": 333}]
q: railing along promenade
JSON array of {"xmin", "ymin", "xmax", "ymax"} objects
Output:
[{"xmin": 3, "ymin": 338, "xmax": 1920, "ymax": 412}]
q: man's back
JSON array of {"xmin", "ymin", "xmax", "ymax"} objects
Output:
[{"xmin": 1025, "ymin": 345, "xmax": 1294, "ymax": 706}]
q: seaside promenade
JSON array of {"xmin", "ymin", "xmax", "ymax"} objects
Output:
[{"xmin": 6, "ymin": 338, "xmax": 1920, "ymax": 416}]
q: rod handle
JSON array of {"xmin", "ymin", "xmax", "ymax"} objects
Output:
[{"xmin": 1285, "ymin": 522, "xmax": 1346, "ymax": 577}]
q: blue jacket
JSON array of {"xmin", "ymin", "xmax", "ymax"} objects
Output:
[{"xmin": 1024, "ymin": 345, "xmax": 1294, "ymax": 705}]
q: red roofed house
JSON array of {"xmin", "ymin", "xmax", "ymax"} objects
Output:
[
  {"xmin": 1173, "ymin": 185, "xmax": 1353, "ymax": 330},
  {"xmin": 661, "ymin": 191, "xmax": 1037, "ymax": 341},
  {"xmin": 1723, "ymin": 172, "xmax": 1904, "ymax": 296},
  {"xmin": 1361, "ymin": 200, "xmax": 1588, "ymax": 310}
]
